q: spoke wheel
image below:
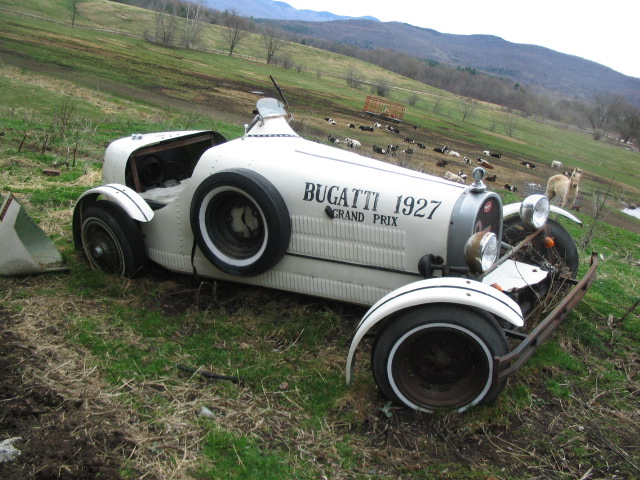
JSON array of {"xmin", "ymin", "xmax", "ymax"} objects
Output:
[{"xmin": 80, "ymin": 202, "xmax": 147, "ymax": 277}]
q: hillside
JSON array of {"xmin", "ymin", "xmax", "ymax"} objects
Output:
[
  {"xmin": 1, "ymin": 0, "xmax": 638, "ymax": 202},
  {"xmin": 0, "ymin": 1, "xmax": 639, "ymax": 479},
  {"xmin": 205, "ymin": 0, "xmax": 640, "ymax": 105}
]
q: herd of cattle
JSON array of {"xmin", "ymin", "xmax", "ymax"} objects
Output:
[{"xmin": 322, "ymin": 116, "xmax": 583, "ymax": 207}]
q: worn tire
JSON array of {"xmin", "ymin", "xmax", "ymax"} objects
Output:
[
  {"xmin": 80, "ymin": 202, "xmax": 147, "ymax": 277},
  {"xmin": 372, "ymin": 305, "xmax": 508, "ymax": 412},
  {"xmin": 190, "ymin": 169, "xmax": 291, "ymax": 277}
]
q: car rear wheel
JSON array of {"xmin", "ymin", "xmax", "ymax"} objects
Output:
[
  {"xmin": 80, "ymin": 202, "xmax": 147, "ymax": 277},
  {"xmin": 190, "ymin": 169, "xmax": 291, "ymax": 277},
  {"xmin": 372, "ymin": 305, "xmax": 508, "ymax": 412}
]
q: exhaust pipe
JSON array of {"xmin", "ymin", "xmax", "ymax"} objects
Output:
[{"xmin": 0, "ymin": 193, "xmax": 67, "ymax": 276}]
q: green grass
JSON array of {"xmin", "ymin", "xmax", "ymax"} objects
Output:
[
  {"xmin": 1, "ymin": 1, "xmax": 639, "ymax": 200},
  {"xmin": 200, "ymin": 429, "xmax": 296, "ymax": 479},
  {"xmin": 1, "ymin": 3, "xmax": 639, "ymax": 479}
]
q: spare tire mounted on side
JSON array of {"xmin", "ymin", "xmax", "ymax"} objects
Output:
[{"xmin": 190, "ymin": 168, "xmax": 291, "ymax": 277}]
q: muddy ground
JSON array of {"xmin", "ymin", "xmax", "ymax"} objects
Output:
[
  {"xmin": 0, "ymin": 306, "xmax": 129, "ymax": 479},
  {"xmin": 2, "ymin": 273, "xmax": 639, "ymax": 480}
]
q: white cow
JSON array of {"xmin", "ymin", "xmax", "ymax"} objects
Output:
[{"xmin": 444, "ymin": 171, "xmax": 465, "ymax": 183}]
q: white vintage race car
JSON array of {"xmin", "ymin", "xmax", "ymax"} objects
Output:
[{"xmin": 73, "ymin": 97, "xmax": 598, "ymax": 412}]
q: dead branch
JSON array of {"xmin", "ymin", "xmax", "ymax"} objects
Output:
[
  {"xmin": 619, "ymin": 298, "xmax": 640, "ymax": 322},
  {"xmin": 176, "ymin": 364, "xmax": 242, "ymax": 384}
]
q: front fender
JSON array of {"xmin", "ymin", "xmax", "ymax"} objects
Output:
[
  {"xmin": 345, "ymin": 277, "xmax": 524, "ymax": 385},
  {"xmin": 503, "ymin": 202, "xmax": 583, "ymax": 226},
  {"xmin": 72, "ymin": 184, "xmax": 154, "ymax": 248}
]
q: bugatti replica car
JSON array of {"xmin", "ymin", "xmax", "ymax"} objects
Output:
[{"xmin": 73, "ymin": 97, "xmax": 597, "ymax": 412}]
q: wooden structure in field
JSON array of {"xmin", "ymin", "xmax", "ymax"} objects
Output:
[{"xmin": 362, "ymin": 96, "xmax": 405, "ymax": 123}]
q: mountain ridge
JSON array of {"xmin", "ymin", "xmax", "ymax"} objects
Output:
[
  {"xmin": 204, "ymin": 0, "xmax": 379, "ymax": 22},
  {"xmin": 204, "ymin": 0, "xmax": 640, "ymax": 105}
]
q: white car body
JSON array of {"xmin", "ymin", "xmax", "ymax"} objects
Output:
[
  {"xmin": 73, "ymin": 97, "xmax": 597, "ymax": 413},
  {"xmin": 91, "ymin": 102, "xmax": 503, "ymax": 305}
]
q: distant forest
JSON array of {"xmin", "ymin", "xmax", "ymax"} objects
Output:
[{"xmin": 112, "ymin": 0, "xmax": 639, "ymax": 145}]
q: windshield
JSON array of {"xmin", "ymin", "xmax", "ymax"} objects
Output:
[{"xmin": 256, "ymin": 98, "xmax": 288, "ymax": 118}]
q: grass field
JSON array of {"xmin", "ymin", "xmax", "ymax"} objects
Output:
[
  {"xmin": 1, "ymin": 1, "xmax": 639, "ymax": 479},
  {"xmin": 2, "ymin": 1, "xmax": 639, "ymax": 211}
]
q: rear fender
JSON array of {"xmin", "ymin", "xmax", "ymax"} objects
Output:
[
  {"xmin": 72, "ymin": 184, "xmax": 153, "ymax": 248},
  {"xmin": 503, "ymin": 202, "xmax": 583, "ymax": 226},
  {"xmin": 345, "ymin": 277, "xmax": 524, "ymax": 384}
]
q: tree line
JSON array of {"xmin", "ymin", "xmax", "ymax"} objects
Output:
[{"xmin": 108, "ymin": 0, "xmax": 639, "ymax": 146}]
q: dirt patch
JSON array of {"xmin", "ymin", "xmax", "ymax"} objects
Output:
[
  {"xmin": 0, "ymin": 306, "xmax": 130, "ymax": 479},
  {"xmin": 2, "ymin": 269, "xmax": 639, "ymax": 479}
]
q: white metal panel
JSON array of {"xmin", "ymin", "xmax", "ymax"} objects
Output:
[
  {"xmin": 482, "ymin": 259, "xmax": 548, "ymax": 292},
  {"xmin": 189, "ymin": 127, "xmax": 465, "ymax": 275},
  {"xmin": 77, "ymin": 184, "xmax": 154, "ymax": 222},
  {"xmin": 289, "ymin": 215, "xmax": 406, "ymax": 269}
]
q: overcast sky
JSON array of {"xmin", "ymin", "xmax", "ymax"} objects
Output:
[{"xmin": 284, "ymin": 0, "xmax": 640, "ymax": 79}]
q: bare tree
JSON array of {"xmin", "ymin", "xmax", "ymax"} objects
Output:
[
  {"xmin": 504, "ymin": 115, "xmax": 517, "ymax": 137},
  {"xmin": 371, "ymin": 77, "xmax": 390, "ymax": 97},
  {"xmin": 146, "ymin": 0, "xmax": 178, "ymax": 44},
  {"xmin": 260, "ymin": 23, "xmax": 287, "ymax": 65},
  {"xmin": 345, "ymin": 66, "xmax": 364, "ymax": 89},
  {"xmin": 615, "ymin": 103, "xmax": 640, "ymax": 144},
  {"xmin": 461, "ymin": 102, "xmax": 477, "ymax": 121},
  {"xmin": 279, "ymin": 55, "xmax": 294, "ymax": 69},
  {"xmin": 222, "ymin": 9, "xmax": 251, "ymax": 56},
  {"xmin": 583, "ymin": 91, "xmax": 626, "ymax": 133},
  {"xmin": 431, "ymin": 97, "xmax": 443, "ymax": 114},
  {"xmin": 582, "ymin": 178, "xmax": 614, "ymax": 248},
  {"xmin": 183, "ymin": 0, "xmax": 208, "ymax": 48},
  {"xmin": 70, "ymin": 0, "xmax": 80, "ymax": 27}
]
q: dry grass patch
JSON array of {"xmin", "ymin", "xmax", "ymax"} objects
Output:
[{"xmin": 0, "ymin": 64, "xmax": 160, "ymax": 119}]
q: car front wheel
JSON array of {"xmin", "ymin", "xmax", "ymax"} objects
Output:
[{"xmin": 372, "ymin": 305, "xmax": 508, "ymax": 412}]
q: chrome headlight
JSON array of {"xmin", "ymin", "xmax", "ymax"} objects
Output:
[
  {"xmin": 464, "ymin": 231, "xmax": 499, "ymax": 273},
  {"xmin": 520, "ymin": 194, "xmax": 549, "ymax": 229}
]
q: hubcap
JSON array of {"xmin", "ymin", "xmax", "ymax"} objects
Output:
[{"xmin": 392, "ymin": 327, "xmax": 490, "ymax": 410}]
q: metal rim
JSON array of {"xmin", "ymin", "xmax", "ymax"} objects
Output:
[
  {"xmin": 202, "ymin": 187, "xmax": 267, "ymax": 264},
  {"xmin": 81, "ymin": 217, "xmax": 126, "ymax": 275},
  {"xmin": 388, "ymin": 323, "xmax": 493, "ymax": 411}
]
